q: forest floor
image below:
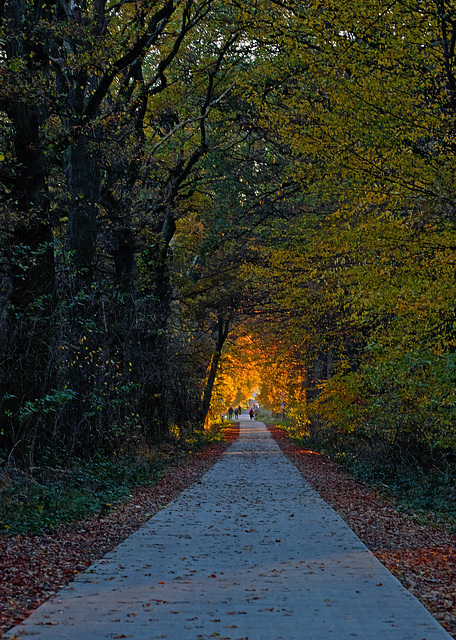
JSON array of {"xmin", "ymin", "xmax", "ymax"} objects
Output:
[{"xmin": 1, "ymin": 421, "xmax": 455, "ymax": 638}]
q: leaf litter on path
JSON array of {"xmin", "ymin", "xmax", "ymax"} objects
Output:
[
  {"xmin": 267, "ymin": 424, "xmax": 456, "ymax": 638},
  {"xmin": 2, "ymin": 421, "xmax": 454, "ymax": 638},
  {"xmin": 0, "ymin": 425, "xmax": 239, "ymax": 637}
]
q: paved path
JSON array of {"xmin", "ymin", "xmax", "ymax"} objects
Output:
[{"xmin": 5, "ymin": 418, "xmax": 452, "ymax": 639}]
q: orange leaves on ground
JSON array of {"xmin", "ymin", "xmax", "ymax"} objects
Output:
[
  {"xmin": 0, "ymin": 428, "xmax": 239, "ymax": 637},
  {"xmin": 268, "ymin": 424, "xmax": 456, "ymax": 638}
]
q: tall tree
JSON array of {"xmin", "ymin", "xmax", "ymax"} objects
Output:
[{"xmin": 1, "ymin": 0, "xmax": 56, "ymax": 459}]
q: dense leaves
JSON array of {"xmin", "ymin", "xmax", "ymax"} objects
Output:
[
  {"xmin": 0, "ymin": 0, "xmax": 271, "ymax": 462},
  {"xmin": 226, "ymin": 0, "xmax": 456, "ymax": 472},
  {"xmin": 3, "ymin": 3, "xmax": 456, "ymax": 636},
  {"xmin": 2, "ymin": 0, "xmax": 456, "ymax": 547}
]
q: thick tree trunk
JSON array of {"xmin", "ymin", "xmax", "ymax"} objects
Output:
[
  {"xmin": 201, "ymin": 316, "xmax": 230, "ymax": 424},
  {"xmin": 0, "ymin": 5, "xmax": 56, "ymax": 461},
  {"xmin": 54, "ymin": 129, "xmax": 102, "ymax": 455},
  {"xmin": 66, "ymin": 132, "xmax": 101, "ymax": 288},
  {"xmin": 137, "ymin": 208, "xmax": 177, "ymax": 442}
]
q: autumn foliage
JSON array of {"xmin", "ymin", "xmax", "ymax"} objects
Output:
[{"xmin": 1, "ymin": 0, "xmax": 456, "ymax": 514}]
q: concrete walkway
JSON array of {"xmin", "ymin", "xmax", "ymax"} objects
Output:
[{"xmin": 5, "ymin": 418, "xmax": 452, "ymax": 640}]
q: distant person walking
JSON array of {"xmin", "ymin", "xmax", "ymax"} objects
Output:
[
  {"xmin": 234, "ymin": 408, "xmax": 239, "ymax": 420},
  {"xmin": 249, "ymin": 408, "xmax": 254, "ymax": 420},
  {"xmin": 228, "ymin": 407, "xmax": 233, "ymax": 420}
]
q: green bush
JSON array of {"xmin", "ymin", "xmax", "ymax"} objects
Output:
[
  {"xmin": 0, "ymin": 453, "xmax": 165, "ymax": 535},
  {"xmin": 0, "ymin": 424, "xmax": 227, "ymax": 535}
]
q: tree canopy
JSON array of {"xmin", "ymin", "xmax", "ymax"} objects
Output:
[{"xmin": 1, "ymin": 0, "xmax": 456, "ymax": 470}]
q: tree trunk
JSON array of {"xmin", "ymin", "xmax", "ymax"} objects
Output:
[
  {"xmin": 66, "ymin": 132, "xmax": 101, "ymax": 288},
  {"xmin": 0, "ymin": 4, "xmax": 56, "ymax": 462},
  {"xmin": 201, "ymin": 316, "xmax": 230, "ymax": 424}
]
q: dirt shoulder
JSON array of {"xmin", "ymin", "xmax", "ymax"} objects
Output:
[
  {"xmin": 0, "ymin": 424, "xmax": 239, "ymax": 637},
  {"xmin": 267, "ymin": 423, "xmax": 456, "ymax": 638}
]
